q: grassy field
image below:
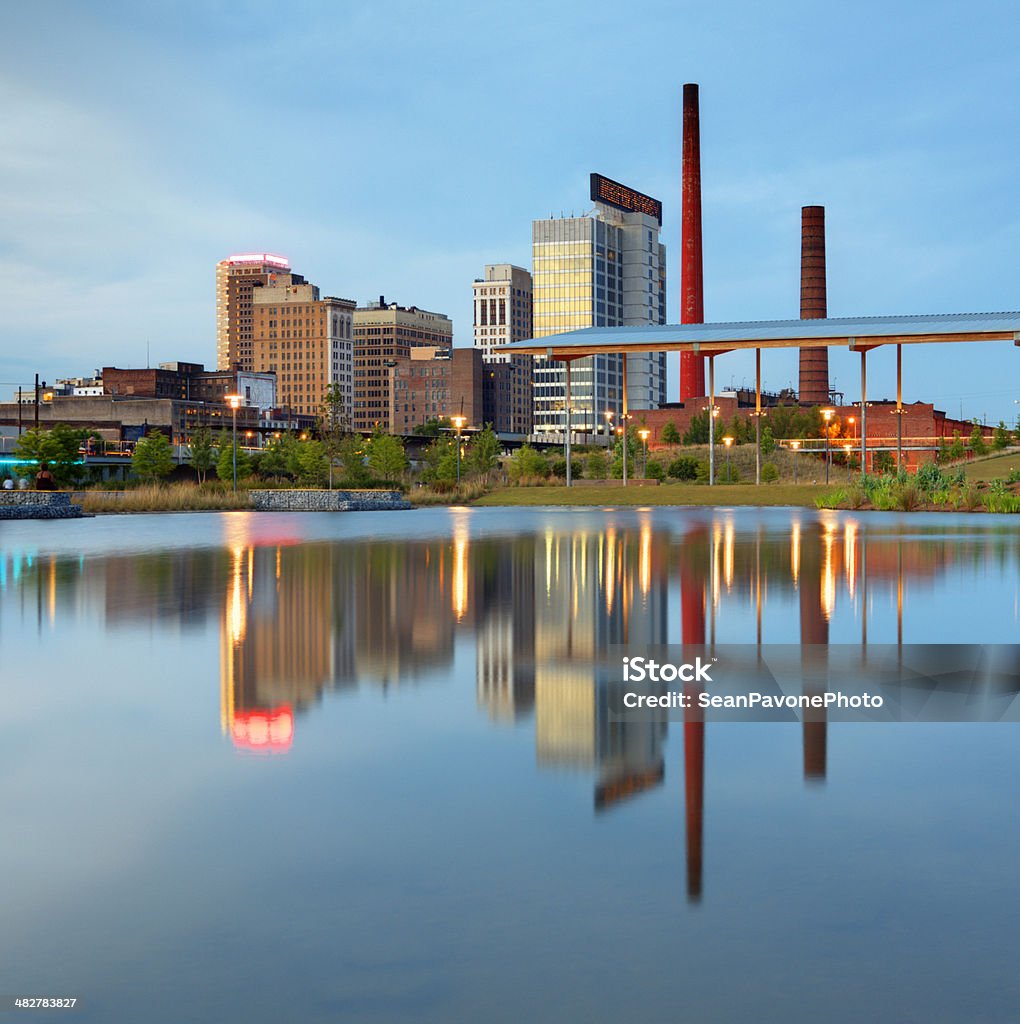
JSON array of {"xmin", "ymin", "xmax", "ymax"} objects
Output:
[
  {"xmin": 960, "ymin": 450, "xmax": 1020, "ymax": 480},
  {"xmin": 473, "ymin": 483, "xmax": 830, "ymax": 507}
]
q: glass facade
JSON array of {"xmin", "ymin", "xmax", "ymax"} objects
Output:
[{"xmin": 532, "ymin": 205, "xmax": 666, "ymax": 436}]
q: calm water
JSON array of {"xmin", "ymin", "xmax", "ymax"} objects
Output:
[{"xmin": 2, "ymin": 506, "xmax": 1019, "ymax": 1023}]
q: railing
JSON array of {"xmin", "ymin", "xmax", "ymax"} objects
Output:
[{"xmin": 778, "ymin": 437, "xmax": 943, "ymax": 453}]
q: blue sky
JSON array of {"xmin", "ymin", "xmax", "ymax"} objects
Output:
[{"xmin": 1, "ymin": 0, "xmax": 1018, "ymax": 422}]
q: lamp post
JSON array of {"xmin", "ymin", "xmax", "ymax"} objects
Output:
[
  {"xmin": 723, "ymin": 436, "xmax": 734, "ymax": 482},
  {"xmin": 452, "ymin": 415, "xmax": 466, "ymax": 484},
  {"xmin": 791, "ymin": 440, "xmax": 801, "ymax": 484},
  {"xmin": 604, "ymin": 410, "xmax": 614, "ymax": 449},
  {"xmin": 225, "ymin": 394, "xmax": 242, "ymax": 493},
  {"xmin": 638, "ymin": 428, "xmax": 650, "ymax": 478},
  {"xmin": 844, "ymin": 443, "xmax": 854, "ymax": 481},
  {"xmin": 821, "ymin": 408, "xmax": 835, "ymax": 485}
]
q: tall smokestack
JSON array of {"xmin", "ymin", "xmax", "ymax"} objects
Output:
[
  {"xmin": 680, "ymin": 83, "xmax": 706, "ymax": 401},
  {"xmin": 798, "ymin": 205, "xmax": 829, "ymax": 405}
]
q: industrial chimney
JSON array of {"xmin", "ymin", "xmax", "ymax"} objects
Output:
[
  {"xmin": 680, "ymin": 83, "xmax": 706, "ymax": 401},
  {"xmin": 798, "ymin": 206, "xmax": 829, "ymax": 405}
]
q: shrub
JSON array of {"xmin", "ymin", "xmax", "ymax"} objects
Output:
[
  {"xmin": 717, "ymin": 463, "xmax": 741, "ymax": 484},
  {"xmin": 549, "ymin": 456, "xmax": 582, "ymax": 479},
  {"xmin": 661, "ymin": 421, "xmax": 681, "ymax": 445},
  {"xmin": 508, "ymin": 445, "xmax": 549, "ymax": 482},
  {"xmin": 992, "ymin": 422, "xmax": 1010, "ymax": 451},
  {"xmin": 984, "ymin": 493, "xmax": 1020, "ymax": 514},
  {"xmin": 894, "ymin": 481, "xmax": 923, "ymax": 511},
  {"xmin": 667, "ymin": 455, "xmax": 700, "ymax": 481},
  {"xmin": 585, "ymin": 450, "xmax": 608, "ymax": 479},
  {"xmin": 969, "ymin": 423, "xmax": 987, "ymax": 456},
  {"xmin": 646, "ymin": 459, "xmax": 665, "ymax": 481},
  {"xmin": 958, "ymin": 484, "xmax": 982, "ymax": 511},
  {"xmin": 761, "ymin": 462, "xmax": 779, "ymax": 483}
]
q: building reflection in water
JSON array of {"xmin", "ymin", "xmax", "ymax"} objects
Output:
[{"xmin": 2, "ymin": 513, "xmax": 1018, "ymax": 890}]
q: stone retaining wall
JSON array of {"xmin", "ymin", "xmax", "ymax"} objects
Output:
[
  {"xmin": 0, "ymin": 491, "xmax": 86, "ymax": 519},
  {"xmin": 249, "ymin": 489, "xmax": 412, "ymax": 512}
]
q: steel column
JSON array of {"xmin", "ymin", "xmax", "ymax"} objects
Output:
[
  {"xmin": 860, "ymin": 351, "xmax": 868, "ymax": 476},
  {"xmin": 565, "ymin": 359, "xmax": 572, "ymax": 488},
  {"xmin": 708, "ymin": 355, "xmax": 715, "ymax": 486},
  {"xmin": 896, "ymin": 344, "xmax": 903, "ymax": 471},
  {"xmin": 755, "ymin": 348, "xmax": 761, "ymax": 485}
]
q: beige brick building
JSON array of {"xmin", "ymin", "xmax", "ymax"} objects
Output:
[{"xmin": 215, "ymin": 253, "xmax": 292, "ymax": 371}]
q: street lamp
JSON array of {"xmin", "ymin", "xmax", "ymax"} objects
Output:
[
  {"xmin": 844, "ymin": 442, "xmax": 854, "ymax": 480},
  {"xmin": 791, "ymin": 439, "xmax": 801, "ymax": 484},
  {"xmin": 452, "ymin": 415, "xmax": 466, "ymax": 484},
  {"xmin": 821, "ymin": 408, "xmax": 835, "ymax": 485},
  {"xmin": 638, "ymin": 428, "xmax": 650, "ymax": 477},
  {"xmin": 604, "ymin": 410, "xmax": 614, "ymax": 448},
  {"xmin": 723, "ymin": 436, "xmax": 734, "ymax": 482},
  {"xmin": 848, "ymin": 416, "xmax": 856, "ymax": 441},
  {"xmin": 225, "ymin": 394, "xmax": 242, "ymax": 493}
]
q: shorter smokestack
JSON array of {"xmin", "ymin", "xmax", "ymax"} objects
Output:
[{"xmin": 798, "ymin": 206, "xmax": 829, "ymax": 406}]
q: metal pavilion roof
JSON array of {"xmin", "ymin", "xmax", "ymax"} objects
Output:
[{"xmin": 496, "ymin": 311, "xmax": 1020, "ymax": 357}]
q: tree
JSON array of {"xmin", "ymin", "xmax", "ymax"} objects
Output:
[
  {"xmin": 992, "ymin": 421, "xmax": 1010, "ymax": 451},
  {"xmin": 759, "ymin": 425, "xmax": 777, "ymax": 456},
  {"xmin": 189, "ymin": 427, "xmax": 215, "ymax": 484},
  {"xmin": 661, "ymin": 421, "xmax": 681, "ymax": 445},
  {"xmin": 969, "ymin": 423, "xmax": 987, "ymax": 456},
  {"xmin": 132, "ymin": 432, "xmax": 175, "ymax": 483},
  {"xmin": 948, "ymin": 430, "xmax": 965, "ymax": 460},
  {"xmin": 646, "ymin": 459, "xmax": 665, "ymax": 481},
  {"xmin": 466, "ymin": 425, "xmax": 501, "ymax": 477},
  {"xmin": 337, "ymin": 435, "xmax": 370, "ymax": 486},
  {"xmin": 667, "ymin": 455, "xmax": 700, "ymax": 481},
  {"xmin": 585, "ymin": 450, "xmax": 608, "ymax": 479},
  {"xmin": 682, "ymin": 412, "xmax": 724, "ymax": 446},
  {"xmin": 507, "ymin": 444, "xmax": 549, "ymax": 483},
  {"xmin": 367, "ymin": 432, "xmax": 408, "ymax": 481},
  {"xmin": 15, "ymin": 423, "xmax": 93, "ymax": 486},
  {"xmin": 761, "ymin": 462, "xmax": 780, "ymax": 483},
  {"xmin": 318, "ymin": 382, "xmax": 351, "ymax": 489},
  {"xmin": 422, "ymin": 436, "xmax": 458, "ymax": 484},
  {"xmin": 413, "ymin": 417, "xmax": 452, "ymax": 437},
  {"xmin": 258, "ymin": 435, "xmax": 298, "ymax": 479},
  {"xmin": 216, "ymin": 441, "xmax": 252, "ymax": 483}
]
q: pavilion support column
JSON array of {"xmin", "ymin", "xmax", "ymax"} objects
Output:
[
  {"xmin": 860, "ymin": 350, "xmax": 868, "ymax": 477},
  {"xmin": 565, "ymin": 359, "xmax": 572, "ymax": 488},
  {"xmin": 708, "ymin": 354, "xmax": 715, "ymax": 486},
  {"xmin": 896, "ymin": 344, "xmax": 903, "ymax": 472},
  {"xmin": 622, "ymin": 354, "xmax": 629, "ymax": 487},
  {"xmin": 755, "ymin": 348, "xmax": 762, "ymax": 486}
]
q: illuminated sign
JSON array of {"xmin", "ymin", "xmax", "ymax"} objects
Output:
[
  {"xmin": 226, "ymin": 253, "xmax": 291, "ymax": 270},
  {"xmin": 590, "ymin": 173, "xmax": 662, "ymax": 225}
]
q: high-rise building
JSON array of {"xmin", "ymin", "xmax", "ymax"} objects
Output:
[
  {"xmin": 352, "ymin": 297, "xmax": 453, "ymax": 432},
  {"xmin": 472, "ymin": 264, "xmax": 533, "ymax": 434},
  {"xmin": 532, "ymin": 175, "xmax": 667, "ymax": 435},
  {"xmin": 251, "ymin": 274, "xmax": 356, "ymax": 421},
  {"xmin": 216, "ymin": 253, "xmax": 293, "ymax": 371}
]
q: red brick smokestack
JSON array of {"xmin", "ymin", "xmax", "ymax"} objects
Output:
[
  {"xmin": 680, "ymin": 83, "xmax": 706, "ymax": 401},
  {"xmin": 799, "ymin": 205, "xmax": 829, "ymax": 405}
]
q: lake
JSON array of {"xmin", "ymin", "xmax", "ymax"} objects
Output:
[{"xmin": 2, "ymin": 506, "xmax": 1018, "ymax": 1023}]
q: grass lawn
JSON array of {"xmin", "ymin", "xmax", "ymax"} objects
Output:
[
  {"xmin": 473, "ymin": 483, "xmax": 830, "ymax": 507},
  {"xmin": 960, "ymin": 450, "xmax": 1020, "ymax": 481}
]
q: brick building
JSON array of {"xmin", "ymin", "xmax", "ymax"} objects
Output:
[
  {"xmin": 216, "ymin": 253, "xmax": 293, "ymax": 372},
  {"xmin": 353, "ymin": 297, "xmax": 453, "ymax": 432},
  {"xmin": 389, "ymin": 348, "xmax": 483, "ymax": 434}
]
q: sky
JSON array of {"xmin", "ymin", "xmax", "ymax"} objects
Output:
[{"xmin": 1, "ymin": 0, "xmax": 1018, "ymax": 422}]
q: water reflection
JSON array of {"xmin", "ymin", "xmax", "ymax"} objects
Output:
[{"xmin": 2, "ymin": 510, "xmax": 1019, "ymax": 903}]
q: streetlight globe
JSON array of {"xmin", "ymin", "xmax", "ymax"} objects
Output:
[{"xmin": 723, "ymin": 436, "xmax": 734, "ymax": 448}]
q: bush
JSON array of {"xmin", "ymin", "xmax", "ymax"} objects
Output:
[
  {"xmin": 585, "ymin": 451, "xmax": 608, "ymax": 479},
  {"xmin": 717, "ymin": 463, "xmax": 741, "ymax": 484},
  {"xmin": 661, "ymin": 421, "xmax": 681, "ymax": 445},
  {"xmin": 549, "ymin": 456, "xmax": 582, "ymax": 479},
  {"xmin": 894, "ymin": 481, "xmax": 923, "ymax": 511},
  {"xmin": 646, "ymin": 459, "xmax": 665, "ymax": 481},
  {"xmin": 761, "ymin": 462, "xmax": 779, "ymax": 483},
  {"xmin": 958, "ymin": 484, "xmax": 982, "ymax": 511},
  {"xmin": 507, "ymin": 444, "xmax": 549, "ymax": 482},
  {"xmin": 667, "ymin": 456, "xmax": 700, "ymax": 481},
  {"xmin": 970, "ymin": 423, "xmax": 987, "ymax": 456}
]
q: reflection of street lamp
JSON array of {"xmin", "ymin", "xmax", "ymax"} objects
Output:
[
  {"xmin": 791, "ymin": 439, "xmax": 801, "ymax": 484},
  {"xmin": 452, "ymin": 415, "xmax": 466, "ymax": 483},
  {"xmin": 723, "ymin": 435, "xmax": 734, "ymax": 482},
  {"xmin": 225, "ymin": 394, "xmax": 242, "ymax": 493},
  {"xmin": 638, "ymin": 428, "xmax": 650, "ymax": 477},
  {"xmin": 821, "ymin": 408, "xmax": 835, "ymax": 485}
]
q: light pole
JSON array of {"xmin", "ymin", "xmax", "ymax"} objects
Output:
[
  {"xmin": 226, "ymin": 394, "xmax": 242, "ymax": 493},
  {"xmin": 604, "ymin": 410, "xmax": 614, "ymax": 448},
  {"xmin": 791, "ymin": 439, "xmax": 801, "ymax": 484},
  {"xmin": 638, "ymin": 428, "xmax": 650, "ymax": 478},
  {"xmin": 723, "ymin": 436, "xmax": 734, "ymax": 482},
  {"xmin": 452, "ymin": 415, "xmax": 466, "ymax": 484},
  {"xmin": 821, "ymin": 408, "xmax": 835, "ymax": 485},
  {"xmin": 844, "ymin": 443, "xmax": 854, "ymax": 480}
]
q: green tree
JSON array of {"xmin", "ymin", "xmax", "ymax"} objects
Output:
[
  {"xmin": 661, "ymin": 421, "xmax": 681, "ymax": 445},
  {"xmin": 14, "ymin": 423, "xmax": 92, "ymax": 486},
  {"xmin": 646, "ymin": 459, "xmax": 665, "ymax": 481},
  {"xmin": 216, "ymin": 441, "xmax": 252, "ymax": 484},
  {"xmin": 992, "ymin": 421, "xmax": 1010, "ymax": 451},
  {"xmin": 422, "ymin": 436, "xmax": 458, "ymax": 484},
  {"xmin": 759, "ymin": 425, "xmax": 777, "ymax": 456},
  {"xmin": 337, "ymin": 435, "xmax": 370, "ymax": 486},
  {"xmin": 948, "ymin": 430, "xmax": 965, "ymax": 460},
  {"xmin": 585, "ymin": 450, "xmax": 608, "ymax": 479},
  {"xmin": 466, "ymin": 425, "xmax": 501, "ymax": 477},
  {"xmin": 258, "ymin": 435, "xmax": 298, "ymax": 479},
  {"xmin": 761, "ymin": 462, "xmax": 780, "ymax": 483},
  {"xmin": 667, "ymin": 455, "xmax": 700, "ymax": 481},
  {"xmin": 317, "ymin": 382, "xmax": 351, "ymax": 489},
  {"xmin": 367, "ymin": 432, "xmax": 408, "ymax": 481},
  {"xmin": 682, "ymin": 412, "xmax": 724, "ymax": 446},
  {"xmin": 189, "ymin": 426, "xmax": 216, "ymax": 484},
  {"xmin": 413, "ymin": 417, "xmax": 452, "ymax": 437},
  {"xmin": 969, "ymin": 423, "xmax": 987, "ymax": 456},
  {"xmin": 132, "ymin": 432, "xmax": 175, "ymax": 483},
  {"xmin": 506, "ymin": 444, "xmax": 548, "ymax": 483}
]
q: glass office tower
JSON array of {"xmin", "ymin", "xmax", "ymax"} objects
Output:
[{"xmin": 531, "ymin": 190, "xmax": 666, "ymax": 437}]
